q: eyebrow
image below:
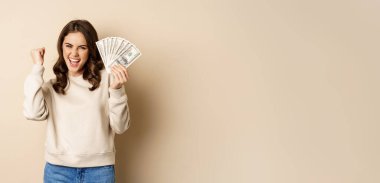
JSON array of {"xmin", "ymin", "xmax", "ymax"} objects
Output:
[{"xmin": 64, "ymin": 43, "xmax": 88, "ymax": 47}]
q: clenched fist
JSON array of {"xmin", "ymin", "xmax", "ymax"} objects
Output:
[{"xmin": 31, "ymin": 47, "xmax": 45, "ymax": 65}]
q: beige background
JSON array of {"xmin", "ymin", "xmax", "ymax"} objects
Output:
[{"xmin": 0, "ymin": 0, "xmax": 379, "ymax": 182}]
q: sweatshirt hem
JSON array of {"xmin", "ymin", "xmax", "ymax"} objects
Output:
[{"xmin": 45, "ymin": 151, "xmax": 115, "ymax": 168}]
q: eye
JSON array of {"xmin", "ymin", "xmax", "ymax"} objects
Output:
[
  {"xmin": 79, "ymin": 46, "xmax": 87, "ymax": 50},
  {"xmin": 65, "ymin": 44, "xmax": 72, "ymax": 48}
]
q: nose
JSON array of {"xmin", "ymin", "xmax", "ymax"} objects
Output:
[{"xmin": 71, "ymin": 48, "xmax": 79, "ymax": 57}]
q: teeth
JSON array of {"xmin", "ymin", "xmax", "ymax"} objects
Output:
[{"xmin": 69, "ymin": 58, "xmax": 80, "ymax": 63}]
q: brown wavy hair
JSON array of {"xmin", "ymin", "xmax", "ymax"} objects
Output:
[{"xmin": 53, "ymin": 19, "xmax": 104, "ymax": 94}]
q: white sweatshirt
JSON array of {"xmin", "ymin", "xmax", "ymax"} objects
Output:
[{"xmin": 23, "ymin": 64, "xmax": 130, "ymax": 167}]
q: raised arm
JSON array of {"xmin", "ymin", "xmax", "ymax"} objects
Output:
[
  {"xmin": 108, "ymin": 64, "xmax": 131, "ymax": 134},
  {"xmin": 23, "ymin": 48, "xmax": 49, "ymax": 121}
]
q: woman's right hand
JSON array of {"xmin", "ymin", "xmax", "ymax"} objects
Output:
[{"xmin": 31, "ymin": 47, "xmax": 45, "ymax": 65}]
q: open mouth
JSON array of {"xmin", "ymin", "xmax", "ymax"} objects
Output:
[{"xmin": 69, "ymin": 58, "xmax": 80, "ymax": 67}]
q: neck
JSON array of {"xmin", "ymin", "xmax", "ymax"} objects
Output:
[{"xmin": 69, "ymin": 70, "xmax": 84, "ymax": 77}]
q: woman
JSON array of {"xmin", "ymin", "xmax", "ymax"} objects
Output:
[{"xmin": 23, "ymin": 19, "xmax": 130, "ymax": 183}]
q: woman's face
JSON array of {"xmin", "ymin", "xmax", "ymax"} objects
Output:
[{"xmin": 62, "ymin": 32, "xmax": 89, "ymax": 76}]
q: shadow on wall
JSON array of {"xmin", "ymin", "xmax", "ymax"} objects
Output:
[{"xmin": 114, "ymin": 76, "xmax": 155, "ymax": 183}]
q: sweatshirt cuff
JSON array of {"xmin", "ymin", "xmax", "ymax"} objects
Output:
[
  {"xmin": 31, "ymin": 64, "xmax": 45, "ymax": 75},
  {"xmin": 109, "ymin": 86, "xmax": 127, "ymax": 99}
]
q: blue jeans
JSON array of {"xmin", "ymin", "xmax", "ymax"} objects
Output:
[{"xmin": 44, "ymin": 162, "xmax": 115, "ymax": 183}]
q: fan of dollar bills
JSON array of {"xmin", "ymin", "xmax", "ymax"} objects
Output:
[{"xmin": 96, "ymin": 37, "xmax": 142, "ymax": 73}]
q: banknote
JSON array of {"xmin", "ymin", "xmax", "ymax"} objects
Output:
[{"xmin": 96, "ymin": 37, "xmax": 142, "ymax": 73}]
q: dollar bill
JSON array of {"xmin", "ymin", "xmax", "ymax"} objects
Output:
[{"xmin": 96, "ymin": 37, "xmax": 142, "ymax": 73}]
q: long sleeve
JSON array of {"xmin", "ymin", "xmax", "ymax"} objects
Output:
[
  {"xmin": 108, "ymin": 86, "xmax": 131, "ymax": 134},
  {"xmin": 23, "ymin": 64, "xmax": 49, "ymax": 121}
]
